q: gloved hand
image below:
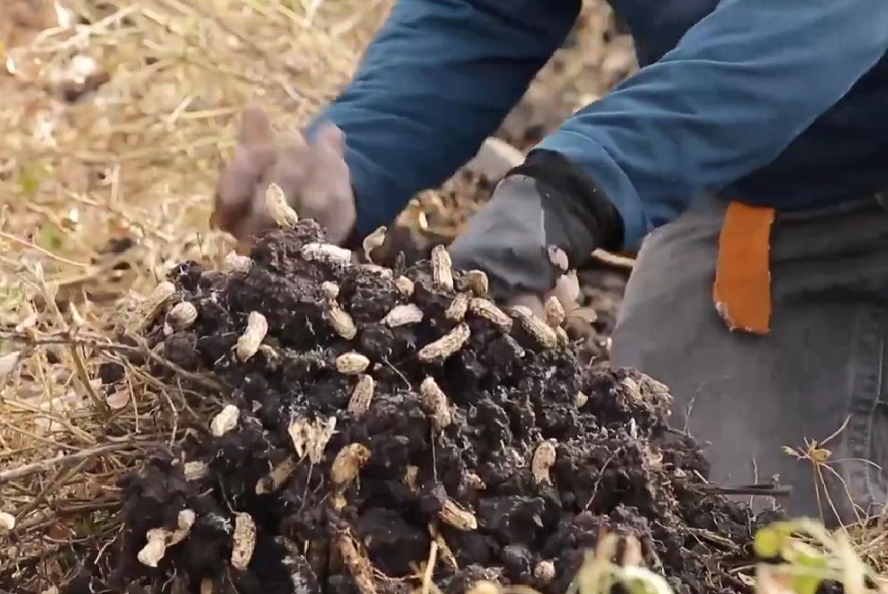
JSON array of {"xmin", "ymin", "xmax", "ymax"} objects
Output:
[
  {"xmin": 448, "ymin": 149, "xmax": 625, "ymax": 316},
  {"xmin": 213, "ymin": 107, "xmax": 357, "ymax": 249}
]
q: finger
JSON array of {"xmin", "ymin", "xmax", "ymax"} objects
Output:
[
  {"xmin": 313, "ymin": 123, "xmax": 346, "ymax": 158},
  {"xmin": 239, "ymin": 106, "xmax": 274, "ymax": 146},
  {"xmin": 266, "ymin": 146, "xmax": 311, "ymax": 210},
  {"xmin": 551, "ymin": 272, "xmax": 581, "ymax": 308}
]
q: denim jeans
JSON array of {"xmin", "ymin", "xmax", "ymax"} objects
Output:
[{"xmin": 610, "ymin": 194, "xmax": 888, "ymax": 526}]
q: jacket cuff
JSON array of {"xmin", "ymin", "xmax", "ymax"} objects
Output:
[{"xmin": 506, "ymin": 149, "xmax": 625, "ymax": 253}]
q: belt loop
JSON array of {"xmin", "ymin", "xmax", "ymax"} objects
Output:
[{"xmin": 712, "ymin": 201, "xmax": 775, "ymax": 335}]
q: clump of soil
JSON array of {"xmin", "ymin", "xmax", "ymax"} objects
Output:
[{"xmin": 66, "ymin": 221, "xmax": 757, "ymax": 594}]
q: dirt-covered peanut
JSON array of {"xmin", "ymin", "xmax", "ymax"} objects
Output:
[
  {"xmin": 223, "ymin": 251, "xmax": 253, "ymax": 273},
  {"xmin": 531, "ymin": 439, "xmax": 557, "ymax": 484},
  {"xmin": 231, "ymin": 513, "xmax": 257, "ymax": 570},
  {"xmin": 336, "ymin": 532, "xmax": 378, "ymax": 594},
  {"xmin": 468, "ymin": 298, "xmax": 513, "ymax": 331},
  {"xmin": 382, "ymin": 303, "xmax": 424, "ymax": 327},
  {"xmin": 347, "ymin": 374, "xmax": 375, "ymax": 417},
  {"xmin": 362, "ymin": 226, "xmax": 387, "ymax": 262},
  {"xmin": 510, "ymin": 305, "xmax": 558, "ymax": 349},
  {"xmin": 183, "ymin": 461, "xmax": 209, "ymax": 481},
  {"xmin": 534, "ymin": 560, "xmax": 556, "ymax": 584},
  {"xmin": 445, "ymin": 292, "xmax": 470, "ymax": 322},
  {"xmin": 431, "ymin": 245, "xmax": 454, "ymax": 291},
  {"xmin": 417, "ymin": 323, "xmax": 470, "ymax": 364},
  {"xmin": 330, "ymin": 443, "xmax": 371, "ymax": 486},
  {"xmin": 235, "ymin": 311, "xmax": 268, "ymax": 362},
  {"xmin": 359, "ymin": 264, "xmax": 393, "ymax": 279},
  {"xmin": 265, "ymin": 183, "xmax": 299, "ymax": 228},
  {"xmin": 166, "ymin": 301, "xmax": 198, "ymax": 331},
  {"xmin": 321, "ymin": 281, "xmax": 340, "ymax": 300},
  {"xmin": 420, "ymin": 377, "xmax": 452, "ymax": 431},
  {"xmin": 137, "ymin": 509, "xmax": 195, "ymax": 567},
  {"xmin": 255, "ymin": 456, "xmax": 297, "ymax": 495},
  {"xmin": 336, "ymin": 352, "xmax": 371, "ymax": 375},
  {"xmin": 301, "ymin": 242, "xmax": 353, "ymax": 266},
  {"xmin": 438, "ymin": 498, "xmax": 478, "ymax": 531},
  {"xmin": 395, "ymin": 276, "xmax": 415, "ymax": 297},
  {"xmin": 464, "ymin": 269, "xmax": 489, "ymax": 297},
  {"xmin": 210, "ymin": 404, "xmax": 239, "ymax": 437},
  {"xmin": 135, "ymin": 280, "xmax": 176, "ymax": 332},
  {"xmin": 327, "ymin": 301, "xmax": 357, "ymax": 340},
  {"xmin": 544, "ymin": 295, "xmax": 566, "ymax": 328}
]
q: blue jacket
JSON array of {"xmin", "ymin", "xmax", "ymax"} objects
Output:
[{"xmin": 311, "ymin": 0, "xmax": 888, "ymax": 252}]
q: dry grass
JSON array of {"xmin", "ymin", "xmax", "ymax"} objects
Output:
[
  {"xmin": 0, "ymin": 0, "xmax": 393, "ymax": 588},
  {"xmin": 1, "ymin": 0, "xmax": 886, "ymax": 592}
]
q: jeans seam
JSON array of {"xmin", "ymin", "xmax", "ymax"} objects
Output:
[{"xmin": 845, "ymin": 302, "xmax": 887, "ymax": 513}]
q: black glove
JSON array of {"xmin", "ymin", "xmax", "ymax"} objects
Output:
[{"xmin": 448, "ymin": 149, "xmax": 625, "ymax": 301}]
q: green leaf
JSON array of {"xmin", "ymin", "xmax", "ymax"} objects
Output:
[
  {"xmin": 791, "ymin": 575, "xmax": 823, "ymax": 594},
  {"xmin": 617, "ymin": 567, "xmax": 675, "ymax": 594},
  {"xmin": 36, "ymin": 223, "xmax": 63, "ymax": 251},
  {"xmin": 18, "ymin": 166, "xmax": 43, "ymax": 196},
  {"xmin": 754, "ymin": 525, "xmax": 786, "ymax": 559}
]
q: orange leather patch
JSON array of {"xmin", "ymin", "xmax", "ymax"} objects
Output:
[{"xmin": 712, "ymin": 201, "xmax": 775, "ymax": 335}]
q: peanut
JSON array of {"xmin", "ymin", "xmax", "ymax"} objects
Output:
[
  {"xmin": 438, "ymin": 498, "xmax": 478, "ymax": 531},
  {"xmin": 468, "ymin": 298, "xmax": 512, "ymax": 332},
  {"xmin": 320, "ymin": 281, "xmax": 340, "ymax": 300},
  {"xmin": 183, "ymin": 461, "xmax": 209, "ymax": 481},
  {"xmin": 347, "ymin": 374, "xmax": 375, "ymax": 417},
  {"xmin": 445, "ymin": 292, "xmax": 470, "ymax": 322},
  {"xmin": 395, "ymin": 276, "xmax": 415, "ymax": 297},
  {"xmin": 137, "ymin": 509, "xmax": 195, "ymax": 567},
  {"xmin": 534, "ymin": 560, "xmax": 556, "ymax": 584},
  {"xmin": 136, "ymin": 280, "xmax": 176, "ymax": 332},
  {"xmin": 382, "ymin": 303, "xmax": 424, "ymax": 328},
  {"xmin": 336, "ymin": 352, "xmax": 371, "ymax": 375},
  {"xmin": 231, "ymin": 513, "xmax": 257, "ymax": 571},
  {"xmin": 431, "ymin": 245, "xmax": 454, "ymax": 291},
  {"xmin": 417, "ymin": 323, "xmax": 470, "ymax": 364},
  {"xmin": 359, "ymin": 264, "xmax": 393, "ymax": 279},
  {"xmin": 420, "ymin": 377, "xmax": 452, "ymax": 431},
  {"xmin": 330, "ymin": 443, "xmax": 372, "ymax": 486},
  {"xmin": 327, "ymin": 300, "xmax": 357, "ymax": 340},
  {"xmin": 531, "ymin": 439, "xmax": 557, "ymax": 485},
  {"xmin": 510, "ymin": 306, "xmax": 558, "ymax": 349},
  {"xmin": 362, "ymin": 226, "xmax": 387, "ymax": 263},
  {"xmin": 544, "ymin": 296, "xmax": 565, "ymax": 328},
  {"xmin": 301, "ymin": 242, "xmax": 353, "ymax": 266},
  {"xmin": 224, "ymin": 251, "xmax": 253, "ymax": 274},
  {"xmin": 210, "ymin": 404, "xmax": 240, "ymax": 437},
  {"xmin": 255, "ymin": 456, "xmax": 297, "ymax": 495},
  {"xmin": 464, "ymin": 270, "xmax": 489, "ymax": 297},
  {"xmin": 236, "ymin": 311, "xmax": 268, "ymax": 362},
  {"xmin": 166, "ymin": 301, "xmax": 198, "ymax": 332},
  {"xmin": 265, "ymin": 183, "xmax": 299, "ymax": 227}
]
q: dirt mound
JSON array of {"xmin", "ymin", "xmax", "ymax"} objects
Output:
[{"xmin": 62, "ymin": 220, "xmax": 757, "ymax": 594}]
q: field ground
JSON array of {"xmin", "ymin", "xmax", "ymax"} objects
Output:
[{"xmin": 1, "ymin": 1, "xmax": 887, "ymax": 593}]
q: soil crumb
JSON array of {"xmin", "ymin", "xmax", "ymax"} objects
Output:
[{"xmin": 63, "ymin": 221, "xmax": 759, "ymax": 594}]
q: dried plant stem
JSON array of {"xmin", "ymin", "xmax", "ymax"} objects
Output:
[{"xmin": 0, "ymin": 439, "xmax": 159, "ymax": 483}]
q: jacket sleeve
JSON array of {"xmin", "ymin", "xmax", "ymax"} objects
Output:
[
  {"xmin": 308, "ymin": 0, "xmax": 579, "ymax": 236},
  {"xmin": 536, "ymin": 0, "xmax": 888, "ymax": 252}
]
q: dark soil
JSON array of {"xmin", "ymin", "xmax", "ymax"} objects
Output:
[{"xmin": 62, "ymin": 221, "xmax": 763, "ymax": 594}]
